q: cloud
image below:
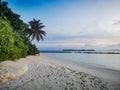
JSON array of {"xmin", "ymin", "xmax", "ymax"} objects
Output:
[
  {"xmin": 112, "ymin": 21, "xmax": 120, "ymax": 25},
  {"xmin": 31, "ymin": 0, "xmax": 120, "ymax": 49},
  {"xmin": 36, "ymin": 36, "xmax": 120, "ymax": 50}
]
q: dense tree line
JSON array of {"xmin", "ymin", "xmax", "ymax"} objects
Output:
[
  {"xmin": 0, "ymin": 18, "xmax": 28, "ymax": 61},
  {"xmin": 0, "ymin": 1, "xmax": 45, "ymax": 61}
]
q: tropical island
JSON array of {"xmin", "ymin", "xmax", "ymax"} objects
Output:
[
  {"xmin": 41, "ymin": 49, "xmax": 120, "ymax": 54},
  {"xmin": 0, "ymin": 1, "xmax": 120, "ymax": 90}
]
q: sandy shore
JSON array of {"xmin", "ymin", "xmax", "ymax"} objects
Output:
[{"xmin": 0, "ymin": 54, "xmax": 120, "ymax": 90}]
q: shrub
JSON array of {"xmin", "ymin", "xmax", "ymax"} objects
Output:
[
  {"xmin": 0, "ymin": 1, "xmax": 40, "ymax": 56},
  {"xmin": 0, "ymin": 18, "xmax": 28, "ymax": 61}
]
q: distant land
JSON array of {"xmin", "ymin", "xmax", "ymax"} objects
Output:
[
  {"xmin": 62, "ymin": 49, "xmax": 95, "ymax": 51},
  {"xmin": 40, "ymin": 49, "xmax": 120, "ymax": 54}
]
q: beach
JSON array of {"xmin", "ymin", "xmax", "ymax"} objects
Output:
[{"xmin": 0, "ymin": 54, "xmax": 120, "ymax": 90}]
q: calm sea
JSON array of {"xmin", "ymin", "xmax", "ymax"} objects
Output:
[{"xmin": 43, "ymin": 53, "xmax": 120, "ymax": 70}]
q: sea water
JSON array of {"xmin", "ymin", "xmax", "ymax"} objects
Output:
[{"xmin": 43, "ymin": 53, "xmax": 120, "ymax": 70}]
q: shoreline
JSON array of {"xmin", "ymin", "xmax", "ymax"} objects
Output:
[
  {"xmin": 41, "ymin": 54, "xmax": 120, "ymax": 81},
  {"xmin": 39, "ymin": 54, "xmax": 120, "ymax": 90},
  {"xmin": 0, "ymin": 54, "xmax": 120, "ymax": 90},
  {"xmin": 41, "ymin": 53, "xmax": 120, "ymax": 72},
  {"xmin": 43, "ymin": 53, "xmax": 120, "ymax": 72}
]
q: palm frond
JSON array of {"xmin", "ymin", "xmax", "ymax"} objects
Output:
[
  {"xmin": 31, "ymin": 33, "xmax": 36, "ymax": 41},
  {"xmin": 26, "ymin": 19, "xmax": 46, "ymax": 42}
]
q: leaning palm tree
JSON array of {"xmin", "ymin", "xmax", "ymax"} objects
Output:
[{"xmin": 25, "ymin": 19, "xmax": 46, "ymax": 42}]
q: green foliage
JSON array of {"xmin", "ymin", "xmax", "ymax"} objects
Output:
[
  {"xmin": 13, "ymin": 32, "xmax": 28, "ymax": 58},
  {"xmin": 0, "ymin": 2, "xmax": 26, "ymax": 31},
  {"xmin": 27, "ymin": 44, "xmax": 39, "ymax": 55},
  {"xmin": 25, "ymin": 19, "xmax": 46, "ymax": 42},
  {"xmin": 0, "ymin": 18, "xmax": 28, "ymax": 61},
  {"xmin": 0, "ymin": 1, "xmax": 40, "ymax": 58},
  {"xmin": 22, "ymin": 35, "xmax": 39, "ymax": 55}
]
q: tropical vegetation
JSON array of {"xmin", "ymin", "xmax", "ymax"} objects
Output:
[
  {"xmin": 0, "ymin": 18, "xmax": 28, "ymax": 61},
  {"xmin": 25, "ymin": 19, "xmax": 46, "ymax": 42},
  {"xmin": 0, "ymin": 1, "xmax": 45, "ymax": 61}
]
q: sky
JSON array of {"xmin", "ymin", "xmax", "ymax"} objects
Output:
[{"xmin": 5, "ymin": 0, "xmax": 120, "ymax": 50}]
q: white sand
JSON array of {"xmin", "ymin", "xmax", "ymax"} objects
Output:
[
  {"xmin": 0, "ymin": 54, "xmax": 120, "ymax": 90},
  {"xmin": 0, "ymin": 61, "xmax": 28, "ymax": 83}
]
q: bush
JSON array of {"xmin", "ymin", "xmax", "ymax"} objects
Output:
[
  {"xmin": 0, "ymin": 18, "xmax": 28, "ymax": 61},
  {"xmin": 19, "ymin": 31, "xmax": 40, "ymax": 55},
  {"xmin": 27, "ymin": 44, "xmax": 39, "ymax": 55},
  {"xmin": 0, "ymin": 1, "xmax": 40, "ymax": 56}
]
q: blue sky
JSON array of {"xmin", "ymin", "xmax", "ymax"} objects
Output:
[{"xmin": 5, "ymin": 0, "xmax": 120, "ymax": 50}]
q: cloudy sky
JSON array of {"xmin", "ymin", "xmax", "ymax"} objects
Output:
[{"xmin": 5, "ymin": 0, "xmax": 120, "ymax": 50}]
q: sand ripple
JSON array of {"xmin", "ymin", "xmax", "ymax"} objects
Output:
[{"xmin": 0, "ymin": 59, "xmax": 108, "ymax": 90}]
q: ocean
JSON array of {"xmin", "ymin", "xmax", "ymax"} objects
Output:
[{"xmin": 43, "ymin": 53, "xmax": 120, "ymax": 70}]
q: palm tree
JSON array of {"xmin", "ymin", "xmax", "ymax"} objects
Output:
[{"xmin": 25, "ymin": 19, "xmax": 46, "ymax": 42}]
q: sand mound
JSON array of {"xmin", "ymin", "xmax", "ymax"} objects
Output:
[{"xmin": 0, "ymin": 61, "xmax": 28, "ymax": 83}]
